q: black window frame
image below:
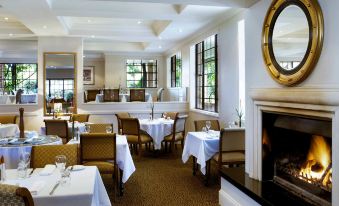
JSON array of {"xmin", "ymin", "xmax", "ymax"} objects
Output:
[
  {"xmin": 195, "ymin": 34, "xmax": 218, "ymax": 113},
  {"xmin": 45, "ymin": 78, "xmax": 74, "ymax": 100},
  {"xmin": 126, "ymin": 59, "xmax": 158, "ymax": 88},
  {"xmin": 0, "ymin": 63, "xmax": 38, "ymax": 94},
  {"xmin": 170, "ymin": 52, "xmax": 182, "ymax": 87}
]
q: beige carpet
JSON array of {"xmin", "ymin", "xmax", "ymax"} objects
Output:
[{"xmin": 102, "ymin": 149, "xmax": 220, "ymax": 206}]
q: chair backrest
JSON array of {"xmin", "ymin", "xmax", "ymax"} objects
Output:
[
  {"xmin": 80, "ymin": 133, "xmax": 116, "ymax": 162},
  {"xmin": 0, "ymin": 115, "xmax": 17, "ymax": 124},
  {"xmin": 70, "ymin": 114, "xmax": 90, "ymax": 123},
  {"xmin": 115, "ymin": 112, "xmax": 130, "ymax": 134},
  {"xmin": 120, "ymin": 118, "xmax": 140, "ymax": 136},
  {"xmin": 103, "ymin": 89, "xmax": 119, "ymax": 102},
  {"xmin": 175, "ymin": 115, "xmax": 187, "ymax": 134},
  {"xmin": 16, "ymin": 89, "xmax": 23, "ymax": 104},
  {"xmin": 156, "ymin": 88, "xmax": 164, "ymax": 102},
  {"xmin": 130, "ymin": 89, "xmax": 145, "ymax": 102},
  {"xmin": 44, "ymin": 120, "xmax": 69, "ymax": 140},
  {"xmin": 0, "ymin": 184, "xmax": 34, "ymax": 206},
  {"xmin": 220, "ymin": 128, "xmax": 245, "ymax": 152},
  {"xmin": 86, "ymin": 90, "xmax": 100, "ymax": 102},
  {"xmin": 194, "ymin": 120, "xmax": 220, "ymax": 131},
  {"xmin": 30, "ymin": 144, "xmax": 78, "ymax": 168},
  {"xmin": 162, "ymin": 112, "xmax": 178, "ymax": 120},
  {"xmin": 88, "ymin": 123, "xmax": 113, "ymax": 133}
]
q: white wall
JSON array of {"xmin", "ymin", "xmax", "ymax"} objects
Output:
[{"xmin": 244, "ymin": 0, "xmax": 339, "ymax": 175}]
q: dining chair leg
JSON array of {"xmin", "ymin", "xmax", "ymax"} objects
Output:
[
  {"xmin": 164, "ymin": 142, "xmax": 168, "ymax": 152},
  {"xmin": 138, "ymin": 143, "xmax": 142, "ymax": 157},
  {"xmin": 192, "ymin": 157, "xmax": 197, "ymax": 176},
  {"xmin": 181, "ymin": 139, "xmax": 184, "ymax": 150},
  {"xmin": 119, "ymin": 169, "xmax": 124, "ymax": 196},
  {"xmin": 204, "ymin": 160, "xmax": 211, "ymax": 186}
]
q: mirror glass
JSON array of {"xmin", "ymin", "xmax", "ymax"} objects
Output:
[
  {"xmin": 44, "ymin": 53, "xmax": 76, "ymax": 115},
  {"xmin": 272, "ymin": 5, "xmax": 309, "ymax": 71}
]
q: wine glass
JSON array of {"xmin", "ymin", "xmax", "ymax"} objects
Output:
[
  {"xmin": 106, "ymin": 125, "xmax": 112, "ymax": 133},
  {"xmin": 18, "ymin": 151, "xmax": 30, "ymax": 178},
  {"xmin": 55, "ymin": 155, "xmax": 67, "ymax": 172},
  {"xmin": 205, "ymin": 121, "xmax": 211, "ymax": 132}
]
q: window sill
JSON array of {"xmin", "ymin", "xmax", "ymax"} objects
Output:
[{"xmin": 190, "ymin": 108, "xmax": 219, "ymax": 118}]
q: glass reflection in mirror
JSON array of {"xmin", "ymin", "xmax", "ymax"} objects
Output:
[
  {"xmin": 0, "ymin": 63, "xmax": 38, "ymax": 104},
  {"xmin": 272, "ymin": 5, "xmax": 309, "ymax": 71},
  {"xmin": 44, "ymin": 53, "xmax": 76, "ymax": 115}
]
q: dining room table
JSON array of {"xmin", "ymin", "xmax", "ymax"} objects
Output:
[
  {"xmin": 182, "ymin": 130, "xmax": 220, "ymax": 184},
  {"xmin": 0, "ymin": 134, "xmax": 62, "ymax": 169},
  {"xmin": 3, "ymin": 166, "xmax": 111, "ymax": 206},
  {"xmin": 139, "ymin": 118, "xmax": 174, "ymax": 150}
]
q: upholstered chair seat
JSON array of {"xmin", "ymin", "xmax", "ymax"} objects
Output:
[
  {"xmin": 0, "ymin": 184, "xmax": 34, "ymax": 206},
  {"xmin": 83, "ymin": 161, "xmax": 114, "ymax": 173},
  {"xmin": 164, "ymin": 132, "xmax": 183, "ymax": 141},
  {"xmin": 212, "ymin": 151, "xmax": 245, "ymax": 163},
  {"xmin": 31, "ymin": 144, "xmax": 78, "ymax": 168},
  {"xmin": 126, "ymin": 134, "xmax": 152, "ymax": 143}
]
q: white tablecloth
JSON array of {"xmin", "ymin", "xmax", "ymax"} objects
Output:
[
  {"xmin": 182, "ymin": 131, "xmax": 220, "ymax": 175},
  {"xmin": 0, "ymin": 95, "xmax": 11, "ymax": 104},
  {"xmin": 4, "ymin": 166, "xmax": 111, "ymax": 206},
  {"xmin": 0, "ymin": 137, "xmax": 62, "ymax": 169},
  {"xmin": 68, "ymin": 135, "xmax": 135, "ymax": 183},
  {"xmin": 95, "ymin": 93, "xmax": 152, "ymax": 102},
  {"xmin": 0, "ymin": 124, "xmax": 19, "ymax": 138},
  {"xmin": 139, "ymin": 118, "xmax": 174, "ymax": 150},
  {"xmin": 40, "ymin": 122, "xmax": 86, "ymax": 136},
  {"xmin": 0, "ymin": 94, "xmax": 37, "ymax": 104}
]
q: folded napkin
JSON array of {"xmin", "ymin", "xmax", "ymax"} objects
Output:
[
  {"xmin": 28, "ymin": 181, "xmax": 45, "ymax": 195},
  {"xmin": 39, "ymin": 164, "xmax": 56, "ymax": 176},
  {"xmin": 25, "ymin": 131, "xmax": 38, "ymax": 139}
]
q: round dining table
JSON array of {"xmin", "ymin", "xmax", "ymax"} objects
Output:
[
  {"xmin": 0, "ymin": 135, "xmax": 62, "ymax": 169},
  {"xmin": 139, "ymin": 118, "xmax": 174, "ymax": 150}
]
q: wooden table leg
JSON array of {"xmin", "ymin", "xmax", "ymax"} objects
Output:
[
  {"xmin": 119, "ymin": 169, "xmax": 124, "ymax": 196},
  {"xmin": 204, "ymin": 160, "xmax": 211, "ymax": 186},
  {"xmin": 192, "ymin": 156, "xmax": 197, "ymax": 176}
]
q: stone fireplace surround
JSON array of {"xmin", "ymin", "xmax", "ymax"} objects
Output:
[{"xmin": 219, "ymin": 88, "xmax": 339, "ymax": 205}]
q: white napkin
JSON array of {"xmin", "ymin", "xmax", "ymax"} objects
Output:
[
  {"xmin": 39, "ymin": 164, "xmax": 56, "ymax": 176},
  {"xmin": 28, "ymin": 181, "xmax": 45, "ymax": 195},
  {"xmin": 25, "ymin": 131, "xmax": 38, "ymax": 139}
]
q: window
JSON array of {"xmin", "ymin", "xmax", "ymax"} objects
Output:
[
  {"xmin": 170, "ymin": 53, "xmax": 182, "ymax": 87},
  {"xmin": 195, "ymin": 35, "xmax": 218, "ymax": 112},
  {"xmin": 0, "ymin": 63, "xmax": 38, "ymax": 94},
  {"xmin": 279, "ymin": 61, "xmax": 301, "ymax": 70},
  {"xmin": 45, "ymin": 79, "xmax": 74, "ymax": 101},
  {"xmin": 126, "ymin": 59, "xmax": 157, "ymax": 88}
]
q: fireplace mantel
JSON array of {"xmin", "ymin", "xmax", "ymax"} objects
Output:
[{"xmin": 250, "ymin": 88, "xmax": 339, "ymax": 106}]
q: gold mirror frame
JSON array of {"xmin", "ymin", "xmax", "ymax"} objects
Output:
[
  {"xmin": 43, "ymin": 52, "xmax": 77, "ymax": 116},
  {"xmin": 262, "ymin": 0, "xmax": 324, "ymax": 86}
]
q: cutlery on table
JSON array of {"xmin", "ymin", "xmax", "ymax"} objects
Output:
[
  {"xmin": 28, "ymin": 169, "xmax": 34, "ymax": 177},
  {"xmin": 49, "ymin": 181, "xmax": 60, "ymax": 195}
]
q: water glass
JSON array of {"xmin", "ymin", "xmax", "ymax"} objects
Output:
[
  {"xmin": 55, "ymin": 155, "xmax": 67, "ymax": 172},
  {"xmin": 202, "ymin": 126, "xmax": 207, "ymax": 132},
  {"xmin": 17, "ymin": 162, "xmax": 27, "ymax": 179},
  {"xmin": 106, "ymin": 125, "xmax": 112, "ymax": 133},
  {"xmin": 85, "ymin": 124, "xmax": 91, "ymax": 133},
  {"xmin": 205, "ymin": 121, "xmax": 211, "ymax": 132},
  {"xmin": 60, "ymin": 168, "xmax": 71, "ymax": 187}
]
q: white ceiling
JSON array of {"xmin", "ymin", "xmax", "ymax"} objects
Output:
[{"xmin": 0, "ymin": 0, "xmax": 259, "ymax": 57}]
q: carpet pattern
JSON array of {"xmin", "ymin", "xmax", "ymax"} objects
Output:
[{"xmin": 102, "ymin": 150, "xmax": 220, "ymax": 206}]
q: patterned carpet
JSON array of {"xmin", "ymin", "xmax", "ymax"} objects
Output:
[{"xmin": 102, "ymin": 149, "xmax": 220, "ymax": 206}]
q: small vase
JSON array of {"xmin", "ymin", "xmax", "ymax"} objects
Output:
[{"xmin": 238, "ymin": 119, "xmax": 242, "ymax": 127}]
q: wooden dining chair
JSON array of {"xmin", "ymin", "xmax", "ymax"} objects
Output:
[
  {"xmin": 115, "ymin": 112, "xmax": 130, "ymax": 134},
  {"xmin": 194, "ymin": 120, "xmax": 220, "ymax": 131},
  {"xmin": 163, "ymin": 115, "xmax": 187, "ymax": 152},
  {"xmin": 129, "ymin": 89, "xmax": 145, "ymax": 102},
  {"xmin": 103, "ymin": 89, "xmax": 119, "ymax": 102},
  {"xmin": 44, "ymin": 119, "xmax": 69, "ymax": 144},
  {"xmin": 162, "ymin": 112, "xmax": 178, "ymax": 120},
  {"xmin": 0, "ymin": 184, "xmax": 34, "ymax": 206},
  {"xmin": 120, "ymin": 117, "xmax": 152, "ymax": 157},
  {"xmin": 80, "ymin": 133, "xmax": 118, "ymax": 201},
  {"xmin": 0, "ymin": 115, "xmax": 17, "ymax": 124},
  {"xmin": 31, "ymin": 144, "xmax": 79, "ymax": 168},
  {"xmin": 85, "ymin": 89, "xmax": 100, "ymax": 102},
  {"xmin": 70, "ymin": 114, "xmax": 90, "ymax": 123}
]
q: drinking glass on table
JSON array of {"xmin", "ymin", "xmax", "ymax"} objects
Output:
[
  {"xmin": 17, "ymin": 151, "xmax": 30, "ymax": 179},
  {"xmin": 85, "ymin": 124, "xmax": 91, "ymax": 133},
  {"xmin": 55, "ymin": 155, "xmax": 67, "ymax": 172},
  {"xmin": 205, "ymin": 121, "xmax": 211, "ymax": 132},
  {"xmin": 106, "ymin": 125, "xmax": 112, "ymax": 133}
]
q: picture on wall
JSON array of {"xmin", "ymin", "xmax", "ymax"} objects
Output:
[{"xmin": 83, "ymin": 66, "xmax": 95, "ymax": 85}]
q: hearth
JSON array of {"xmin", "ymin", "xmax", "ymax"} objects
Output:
[{"xmin": 262, "ymin": 112, "xmax": 332, "ymax": 206}]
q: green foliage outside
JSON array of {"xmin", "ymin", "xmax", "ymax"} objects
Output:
[{"xmin": 2, "ymin": 64, "xmax": 37, "ymax": 93}]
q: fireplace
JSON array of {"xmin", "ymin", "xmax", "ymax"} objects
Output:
[{"xmin": 262, "ymin": 112, "xmax": 332, "ymax": 206}]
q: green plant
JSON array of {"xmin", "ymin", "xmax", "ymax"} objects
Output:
[
  {"xmin": 236, "ymin": 108, "xmax": 244, "ymax": 127},
  {"xmin": 66, "ymin": 91, "xmax": 73, "ymax": 102}
]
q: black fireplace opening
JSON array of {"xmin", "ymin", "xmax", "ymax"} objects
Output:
[{"xmin": 262, "ymin": 112, "xmax": 332, "ymax": 206}]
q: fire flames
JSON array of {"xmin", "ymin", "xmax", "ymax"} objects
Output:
[{"xmin": 299, "ymin": 135, "xmax": 332, "ymax": 187}]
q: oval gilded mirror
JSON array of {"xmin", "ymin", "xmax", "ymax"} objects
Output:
[{"xmin": 262, "ymin": 0, "xmax": 323, "ymax": 86}]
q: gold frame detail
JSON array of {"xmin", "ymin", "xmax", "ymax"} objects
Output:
[
  {"xmin": 43, "ymin": 52, "xmax": 77, "ymax": 116},
  {"xmin": 262, "ymin": 0, "xmax": 324, "ymax": 86}
]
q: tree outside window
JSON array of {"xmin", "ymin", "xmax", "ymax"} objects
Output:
[
  {"xmin": 126, "ymin": 59, "xmax": 157, "ymax": 88},
  {"xmin": 171, "ymin": 52, "xmax": 182, "ymax": 87}
]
